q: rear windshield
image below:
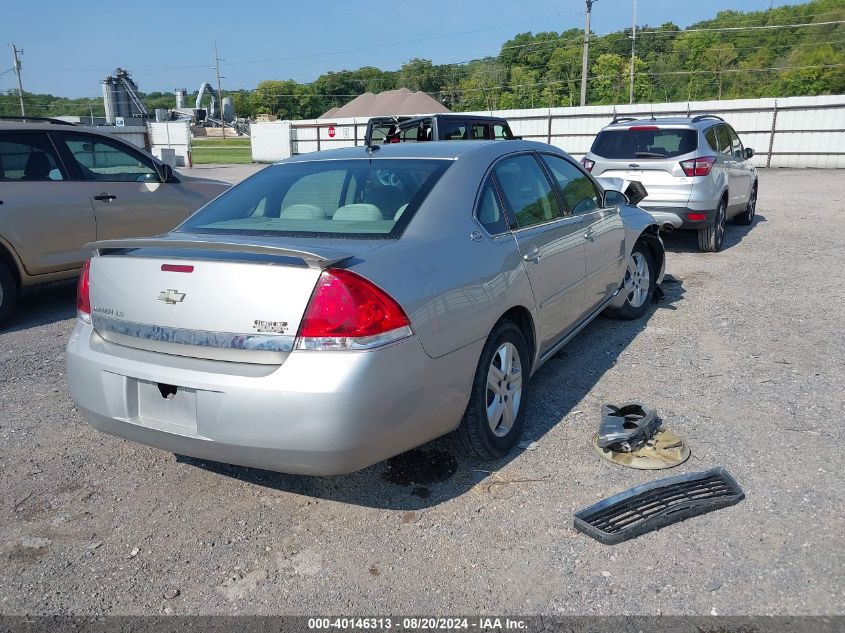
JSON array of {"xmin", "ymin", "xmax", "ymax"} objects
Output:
[
  {"xmin": 179, "ymin": 159, "xmax": 451, "ymax": 238},
  {"xmin": 591, "ymin": 128, "xmax": 698, "ymax": 159}
]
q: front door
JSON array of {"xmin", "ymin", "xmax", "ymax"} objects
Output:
[
  {"xmin": 494, "ymin": 154, "xmax": 587, "ymax": 352},
  {"xmin": 53, "ymin": 131, "xmax": 190, "ymax": 240},
  {"xmin": 0, "ymin": 131, "xmax": 95, "ymax": 275}
]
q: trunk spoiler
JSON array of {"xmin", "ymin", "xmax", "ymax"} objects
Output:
[{"xmin": 86, "ymin": 237, "xmax": 355, "ymax": 269}]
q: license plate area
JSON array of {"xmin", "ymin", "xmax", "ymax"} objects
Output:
[{"xmin": 137, "ymin": 379, "xmax": 197, "ymax": 430}]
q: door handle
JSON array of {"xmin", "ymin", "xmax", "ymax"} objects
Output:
[
  {"xmin": 584, "ymin": 228, "xmax": 595, "ymax": 241},
  {"xmin": 522, "ymin": 248, "xmax": 541, "ymax": 264},
  {"xmin": 93, "ymin": 193, "xmax": 117, "ymax": 202}
]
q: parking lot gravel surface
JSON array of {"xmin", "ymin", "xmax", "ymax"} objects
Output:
[{"xmin": 0, "ymin": 167, "xmax": 842, "ymax": 616}]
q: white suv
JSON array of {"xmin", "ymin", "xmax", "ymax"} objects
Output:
[{"xmin": 582, "ymin": 115, "xmax": 758, "ymax": 252}]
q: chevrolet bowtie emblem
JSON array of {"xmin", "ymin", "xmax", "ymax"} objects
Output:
[{"xmin": 158, "ymin": 289, "xmax": 186, "ymax": 304}]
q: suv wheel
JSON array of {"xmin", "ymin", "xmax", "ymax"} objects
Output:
[
  {"xmin": 735, "ymin": 183, "xmax": 757, "ymax": 226},
  {"xmin": 698, "ymin": 199, "xmax": 726, "ymax": 252},
  {"xmin": 455, "ymin": 320, "xmax": 530, "ymax": 459},
  {"xmin": 0, "ymin": 262, "xmax": 19, "ymax": 327}
]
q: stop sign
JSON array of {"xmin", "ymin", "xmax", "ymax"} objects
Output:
[{"xmin": 328, "ymin": 126, "xmax": 336, "ymax": 138}]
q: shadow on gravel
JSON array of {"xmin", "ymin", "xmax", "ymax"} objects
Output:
[
  {"xmin": 2, "ymin": 281, "xmax": 77, "ymax": 333},
  {"xmin": 183, "ymin": 279, "xmax": 687, "ymax": 510},
  {"xmin": 663, "ymin": 214, "xmax": 766, "ymax": 253}
]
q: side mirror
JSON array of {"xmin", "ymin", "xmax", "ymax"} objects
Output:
[
  {"xmin": 745, "ymin": 147, "xmax": 754, "ymax": 159},
  {"xmin": 603, "ymin": 190, "xmax": 628, "ymax": 207},
  {"xmin": 624, "ymin": 180, "xmax": 648, "ymax": 206},
  {"xmin": 157, "ymin": 163, "xmax": 175, "ymax": 183}
]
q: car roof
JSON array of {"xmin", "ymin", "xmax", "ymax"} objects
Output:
[
  {"xmin": 0, "ymin": 121, "xmax": 107, "ymax": 134},
  {"xmin": 602, "ymin": 116, "xmax": 722, "ymax": 130},
  {"xmin": 282, "ymin": 139, "xmax": 558, "ymax": 163}
]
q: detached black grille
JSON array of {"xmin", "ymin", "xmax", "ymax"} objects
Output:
[{"xmin": 574, "ymin": 467, "xmax": 744, "ymax": 544}]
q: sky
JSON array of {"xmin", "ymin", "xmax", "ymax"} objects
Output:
[{"xmin": 2, "ymin": 0, "xmax": 800, "ymax": 98}]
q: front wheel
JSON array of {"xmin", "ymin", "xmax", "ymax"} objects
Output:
[
  {"xmin": 605, "ymin": 242, "xmax": 655, "ymax": 321},
  {"xmin": 734, "ymin": 183, "xmax": 757, "ymax": 226},
  {"xmin": 455, "ymin": 320, "xmax": 530, "ymax": 460}
]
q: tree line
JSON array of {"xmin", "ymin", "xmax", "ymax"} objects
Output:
[{"xmin": 2, "ymin": 0, "xmax": 843, "ymax": 120}]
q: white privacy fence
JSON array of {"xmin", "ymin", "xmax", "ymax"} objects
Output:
[{"xmin": 252, "ymin": 94, "xmax": 845, "ymax": 169}]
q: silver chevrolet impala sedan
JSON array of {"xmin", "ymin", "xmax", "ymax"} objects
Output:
[{"xmin": 66, "ymin": 140, "xmax": 665, "ymax": 475}]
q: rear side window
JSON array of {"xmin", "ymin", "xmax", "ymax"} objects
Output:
[
  {"xmin": 180, "ymin": 159, "xmax": 451, "ymax": 238},
  {"xmin": 727, "ymin": 126, "xmax": 744, "ymax": 158},
  {"xmin": 715, "ymin": 125, "xmax": 732, "ymax": 156},
  {"xmin": 0, "ymin": 132, "xmax": 65, "ymax": 181},
  {"xmin": 441, "ymin": 120, "xmax": 467, "ymax": 140},
  {"xmin": 475, "ymin": 181, "xmax": 509, "ymax": 235},
  {"xmin": 494, "ymin": 154, "xmax": 562, "ymax": 229},
  {"xmin": 591, "ymin": 128, "xmax": 698, "ymax": 159},
  {"xmin": 471, "ymin": 124, "xmax": 491, "ymax": 140},
  {"xmin": 541, "ymin": 154, "xmax": 600, "ymax": 215},
  {"xmin": 705, "ymin": 127, "xmax": 719, "ymax": 152}
]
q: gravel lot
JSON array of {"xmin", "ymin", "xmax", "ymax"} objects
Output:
[{"xmin": 0, "ymin": 167, "xmax": 842, "ymax": 616}]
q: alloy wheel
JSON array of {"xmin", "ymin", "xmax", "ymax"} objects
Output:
[
  {"xmin": 486, "ymin": 342, "xmax": 523, "ymax": 437},
  {"xmin": 624, "ymin": 251, "xmax": 651, "ymax": 309}
]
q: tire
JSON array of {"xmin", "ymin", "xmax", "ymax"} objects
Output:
[
  {"xmin": 0, "ymin": 262, "xmax": 19, "ymax": 327},
  {"xmin": 698, "ymin": 198, "xmax": 727, "ymax": 252},
  {"xmin": 605, "ymin": 242, "xmax": 655, "ymax": 321},
  {"xmin": 734, "ymin": 182, "xmax": 757, "ymax": 226},
  {"xmin": 455, "ymin": 320, "xmax": 531, "ymax": 460}
]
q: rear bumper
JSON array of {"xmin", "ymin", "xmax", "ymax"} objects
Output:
[
  {"xmin": 642, "ymin": 205, "xmax": 717, "ymax": 230},
  {"xmin": 66, "ymin": 322, "xmax": 480, "ymax": 475}
]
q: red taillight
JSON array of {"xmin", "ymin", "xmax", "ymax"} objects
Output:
[
  {"xmin": 687, "ymin": 213, "xmax": 707, "ymax": 222},
  {"xmin": 580, "ymin": 157, "xmax": 595, "ymax": 172},
  {"xmin": 297, "ymin": 269, "xmax": 411, "ymax": 350},
  {"xmin": 77, "ymin": 259, "xmax": 91, "ymax": 322},
  {"xmin": 680, "ymin": 156, "xmax": 716, "ymax": 177}
]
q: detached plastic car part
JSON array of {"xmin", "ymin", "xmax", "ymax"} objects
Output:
[
  {"xmin": 597, "ymin": 403, "xmax": 662, "ymax": 452},
  {"xmin": 573, "ymin": 467, "xmax": 745, "ymax": 545}
]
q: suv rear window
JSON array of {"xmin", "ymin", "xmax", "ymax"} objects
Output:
[
  {"xmin": 179, "ymin": 159, "xmax": 450, "ymax": 238},
  {"xmin": 591, "ymin": 128, "xmax": 698, "ymax": 159}
]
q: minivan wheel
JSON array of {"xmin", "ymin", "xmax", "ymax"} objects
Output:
[
  {"xmin": 735, "ymin": 183, "xmax": 757, "ymax": 226},
  {"xmin": 0, "ymin": 262, "xmax": 19, "ymax": 327},
  {"xmin": 605, "ymin": 242, "xmax": 655, "ymax": 321},
  {"xmin": 698, "ymin": 199, "xmax": 726, "ymax": 252},
  {"xmin": 455, "ymin": 320, "xmax": 530, "ymax": 459}
]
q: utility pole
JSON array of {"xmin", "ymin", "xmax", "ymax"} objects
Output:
[
  {"xmin": 9, "ymin": 44, "xmax": 25, "ymax": 117},
  {"xmin": 580, "ymin": 0, "xmax": 597, "ymax": 107},
  {"xmin": 629, "ymin": 0, "xmax": 637, "ymax": 104},
  {"xmin": 214, "ymin": 41, "xmax": 226, "ymax": 139}
]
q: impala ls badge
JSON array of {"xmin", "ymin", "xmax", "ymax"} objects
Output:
[{"xmin": 158, "ymin": 289, "xmax": 186, "ymax": 305}]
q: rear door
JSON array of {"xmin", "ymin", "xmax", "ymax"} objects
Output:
[
  {"xmin": 0, "ymin": 130, "xmax": 95, "ymax": 275},
  {"xmin": 53, "ymin": 131, "xmax": 190, "ymax": 240},
  {"xmin": 725, "ymin": 125, "xmax": 752, "ymax": 211},
  {"xmin": 494, "ymin": 154, "xmax": 586, "ymax": 352},
  {"xmin": 540, "ymin": 153, "xmax": 625, "ymax": 312},
  {"xmin": 590, "ymin": 126, "xmax": 698, "ymax": 206}
]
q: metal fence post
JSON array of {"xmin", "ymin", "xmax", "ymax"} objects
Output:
[
  {"xmin": 316, "ymin": 126, "xmax": 321, "ymax": 152},
  {"xmin": 547, "ymin": 112, "xmax": 552, "ymax": 145},
  {"xmin": 767, "ymin": 100, "xmax": 778, "ymax": 168}
]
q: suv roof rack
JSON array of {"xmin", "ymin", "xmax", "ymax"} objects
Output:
[
  {"xmin": 691, "ymin": 114, "xmax": 725, "ymax": 123},
  {"xmin": 610, "ymin": 116, "xmax": 638, "ymax": 124},
  {"xmin": 0, "ymin": 115, "xmax": 76, "ymax": 126}
]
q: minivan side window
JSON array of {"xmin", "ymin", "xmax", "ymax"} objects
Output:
[
  {"xmin": 494, "ymin": 154, "xmax": 563, "ymax": 229},
  {"xmin": 0, "ymin": 132, "xmax": 65, "ymax": 181},
  {"xmin": 59, "ymin": 133, "xmax": 158, "ymax": 182},
  {"xmin": 540, "ymin": 154, "xmax": 600, "ymax": 215}
]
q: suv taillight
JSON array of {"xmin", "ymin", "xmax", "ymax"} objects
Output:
[
  {"xmin": 77, "ymin": 259, "xmax": 91, "ymax": 322},
  {"xmin": 296, "ymin": 269, "xmax": 412, "ymax": 350},
  {"xmin": 680, "ymin": 156, "xmax": 716, "ymax": 177},
  {"xmin": 580, "ymin": 157, "xmax": 595, "ymax": 172}
]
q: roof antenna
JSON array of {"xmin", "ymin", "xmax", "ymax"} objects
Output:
[{"xmin": 686, "ymin": 102, "xmax": 691, "ymax": 118}]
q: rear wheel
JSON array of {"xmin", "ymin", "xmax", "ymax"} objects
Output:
[
  {"xmin": 0, "ymin": 262, "xmax": 19, "ymax": 327},
  {"xmin": 734, "ymin": 183, "xmax": 757, "ymax": 226},
  {"xmin": 605, "ymin": 242, "xmax": 655, "ymax": 321},
  {"xmin": 455, "ymin": 320, "xmax": 530, "ymax": 459},
  {"xmin": 698, "ymin": 198, "xmax": 726, "ymax": 252}
]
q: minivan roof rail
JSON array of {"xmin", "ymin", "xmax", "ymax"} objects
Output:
[
  {"xmin": 691, "ymin": 114, "xmax": 725, "ymax": 123},
  {"xmin": 0, "ymin": 115, "xmax": 76, "ymax": 125}
]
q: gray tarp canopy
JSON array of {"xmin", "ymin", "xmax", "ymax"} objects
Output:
[{"xmin": 318, "ymin": 88, "xmax": 450, "ymax": 119}]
